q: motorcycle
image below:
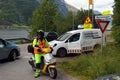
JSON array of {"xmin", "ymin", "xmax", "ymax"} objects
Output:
[{"xmin": 27, "ymin": 45, "xmax": 57, "ymax": 79}]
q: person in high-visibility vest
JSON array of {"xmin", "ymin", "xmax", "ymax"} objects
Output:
[{"xmin": 32, "ymin": 30, "xmax": 52, "ymax": 78}]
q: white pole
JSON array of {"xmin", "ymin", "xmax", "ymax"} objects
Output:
[{"xmin": 101, "ymin": 33, "xmax": 103, "ymax": 54}]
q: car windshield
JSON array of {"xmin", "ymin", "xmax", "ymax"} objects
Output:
[{"xmin": 57, "ymin": 33, "xmax": 71, "ymax": 41}]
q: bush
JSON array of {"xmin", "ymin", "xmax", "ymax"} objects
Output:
[{"xmin": 112, "ymin": 26, "xmax": 120, "ymax": 46}]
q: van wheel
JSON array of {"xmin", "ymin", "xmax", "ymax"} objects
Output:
[{"xmin": 57, "ymin": 48, "xmax": 67, "ymax": 57}]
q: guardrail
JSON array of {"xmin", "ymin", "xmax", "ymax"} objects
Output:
[{"xmin": 5, "ymin": 38, "xmax": 32, "ymax": 43}]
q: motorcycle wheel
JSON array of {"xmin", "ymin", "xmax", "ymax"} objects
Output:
[{"xmin": 49, "ymin": 68, "xmax": 57, "ymax": 79}]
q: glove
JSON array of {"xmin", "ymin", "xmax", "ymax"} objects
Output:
[
  {"xmin": 35, "ymin": 45, "xmax": 39, "ymax": 47},
  {"xmin": 37, "ymin": 48, "xmax": 42, "ymax": 52},
  {"xmin": 50, "ymin": 47, "xmax": 53, "ymax": 53}
]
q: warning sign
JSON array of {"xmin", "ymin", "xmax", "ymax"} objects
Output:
[{"xmin": 84, "ymin": 16, "xmax": 92, "ymax": 29}]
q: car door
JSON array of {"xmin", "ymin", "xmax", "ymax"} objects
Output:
[
  {"xmin": 0, "ymin": 39, "xmax": 8, "ymax": 60},
  {"xmin": 66, "ymin": 33, "xmax": 81, "ymax": 53}
]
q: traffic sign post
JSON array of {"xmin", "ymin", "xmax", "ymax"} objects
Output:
[{"xmin": 96, "ymin": 20, "xmax": 110, "ymax": 53}]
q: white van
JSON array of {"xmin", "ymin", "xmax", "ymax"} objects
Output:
[{"xmin": 49, "ymin": 29, "xmax": 105, "ymax": 57}]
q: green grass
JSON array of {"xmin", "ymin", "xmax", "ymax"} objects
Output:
[{"xmin": 58, "ymin": 42, "xmax": 120, "ymax": 80}]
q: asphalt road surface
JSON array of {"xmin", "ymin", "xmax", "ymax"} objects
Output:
[{"xmin": 0, "ymin": 44, "xmax": 78, "ymax": 80}]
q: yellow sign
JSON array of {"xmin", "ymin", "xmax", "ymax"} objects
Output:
[
  {"xmin": 89, "ymin": 0, "xmax": 93, "ymax": 5},
  {"xmin": 84, "ymin": 16, "xmax": 92, "ymax": 29},
  {"xmin": 102, "ymin": 10, "xmax": 110, "ymax": 15}
]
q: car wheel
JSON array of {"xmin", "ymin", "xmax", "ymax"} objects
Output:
[
  {"xmin": 57, "ymin": 48, "xmax": 67, "ymax": 57},
  {"xmin": 9, "ymin": 50, "xmax": 17, "ymax": 61}
]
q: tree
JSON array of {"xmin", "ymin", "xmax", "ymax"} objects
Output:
[
  {"xmin": 0, "ymin": 1, "xmax": 20, "ymax": 25},
  {"xmin": 53, "ymin": 11, "xmax": 64, "ymax": 34},
  {"xmin": 0, "ymin": 0, "xmax": 39, "ymax": 25},
  {"xmin": 74, "ymin": 9, "xmax": 98, "ymax": 29},
  {"xmin": 63, "ymin": 11, "xmax": 74, "ymax": 31},
  {"xmin": 13, "ymin": 0, "xmax": 39, "ymax": 24},
  {"xmin": 74, "ymin": 9, "xmax": 88, "ymax": 29},
  {"xmin": 29, "ymin": 0, "xmax": 58, "ymax": 38},
  {"xmin": 112, "ymin": 0, "xmax": 120, "ymax": 45},
  {"xmin": 112, "ymin": 0, "xmax": 120, "ymax": 26}
]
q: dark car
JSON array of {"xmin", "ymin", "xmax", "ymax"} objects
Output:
[
  {"xmin": 45, "ymin": 31, "xmax": 58, "ymax": 42},
  {"xmin": 0, "ymin": 38, "xmax": 20, "ymax": 61}
]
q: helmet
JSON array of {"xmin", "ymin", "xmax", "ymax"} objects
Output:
[{"xmin": 37, "ymin": 30, "xmax": 44, "ymax": 37}]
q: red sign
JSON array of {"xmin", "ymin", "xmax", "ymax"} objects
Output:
[
  {"xmin": 96, "ymin": 20, "xmax": 109, "ymax": 33},
  {"xmin": 84, "ymin": 16, "xmax": 92, "ymax": 24}
]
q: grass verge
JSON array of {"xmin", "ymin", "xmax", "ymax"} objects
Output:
[{"xmin": 58, "ymin": 42, "xmax": 120, "ymax": 80}]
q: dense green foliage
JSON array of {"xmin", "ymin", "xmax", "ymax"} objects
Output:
[
  {"xmin": 112, "ymin": 0, "xmax": 120, "ymax": 45},
  {"xmin": 112, "ymin": 0, "xmax": 120, "ymax": 26},
  {"xmin": 0, "ymin": 0, "xmax": 39, "ymax": 25},
  {"xmin": 74, "ymin": 9, "xmax": 98, "ymax": 29},
  {"xmin": 29, "ymin": 0, "xmax": 80, "ymax": 37},
  {"xmin": 58, "ymin": 43, "xmax": 120, "ymax": 80},
  {"xmin": 53, "ymin": 11, "xmax": 64, "ymax": 34},
  {"xmin": 29, "ymin": 0, "xmax": 58, "ymax": 38},
  {"xmin": 29, "ymin": 3, "xmax": 94, "ymax": 38},
  {"xmin": 75, "ymin": 9, "xmax": 88, "ymax": 27}
]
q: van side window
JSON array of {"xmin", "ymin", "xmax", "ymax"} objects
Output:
[{"xmin": 68, "ymin": 33, "xmax": 80, "ymax": 42}]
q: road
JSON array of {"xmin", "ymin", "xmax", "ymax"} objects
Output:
[{"xmin": 0, "ymin": 44, "xmax": 78, "ymax": 80}]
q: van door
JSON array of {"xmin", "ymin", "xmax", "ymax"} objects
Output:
[
  {"xmin": 81, "ymin": 31, "xmax": 94, "ymax": 52},
  {"xmin": 66, "ymin": 33, "xmax": 81, "ymax": 53}
]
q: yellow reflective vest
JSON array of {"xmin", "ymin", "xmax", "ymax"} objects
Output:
[{"xmin": 32, "ymin": 38, "xmax": 50, "ymax": 54}]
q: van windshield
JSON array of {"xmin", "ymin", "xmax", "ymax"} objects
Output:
[{"xmin": 57, "ymin": 33, "xmax": 71, "ymax": 41}]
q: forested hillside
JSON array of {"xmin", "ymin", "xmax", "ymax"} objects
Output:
[{"xmin": 0, "ymin": 0, "xmax": 39, "ymax": 25}]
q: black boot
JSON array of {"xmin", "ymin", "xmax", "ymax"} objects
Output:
[
  {"xmin": 34, "ymin": 63, "xmax": 41, "ymax": 78},
  {"xmin": 29, "ymin": 59, "xmax": 35, "ymax": 67}
]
